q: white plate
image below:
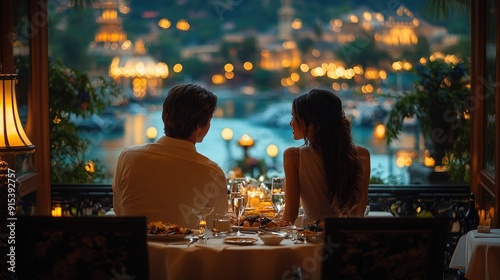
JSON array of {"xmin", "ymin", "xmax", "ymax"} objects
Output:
[
  {"xmin": 224, "ymin": 237, "xmax": 259, "ymax": 245},
  {"xmin": 147, "ymin": 233, "xmax": 190, "ymax": 241},
  {"xmin": 275, "ymin": 225, "xmax": 298, "ymax": 230},
  {"xmin": 231, "ymin": 226, "xmax": 261, "ymax": 232}
]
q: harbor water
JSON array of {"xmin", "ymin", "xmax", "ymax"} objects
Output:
[{"xmin": 85, "ymin": 92, "xmax": 416, "ymax": 184}]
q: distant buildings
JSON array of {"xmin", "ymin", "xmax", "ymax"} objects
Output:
[
  {"xmin": 86, "ymin": 0, "xmax": 457, "ymax": 98},
  {"xmin": 89, "ymin": 1, "xmax": 169, "ymax": 101}
]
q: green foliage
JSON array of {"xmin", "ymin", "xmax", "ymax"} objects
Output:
[
  {"xmin": 180, "ymin": 57, "xmax": 210, "ymax": 81},
  {"xmin": 49, "ymin": 60, "xmax": 120, "ymax": 183},
  {"xmin": 384, "ymin": 56, "xmax": 471, "ymax": 183},
  {"xmin": 336, "ymin": 38, "xmax": 391, "ymax": 68},
  {"xmin": 442, "ymin": 36, "xmax": 472, "ymax": 59},
  {"xmin": 385, "ymin": 57, "xmax": 470, "ymax": 144},
  {"xmin": 252, "ymin": 68, "xmax": 280, "ymax": 90},
  {"xmin": 237, "ymin": 36, "xmax": 259, "ymax": 64},
  {"xmin": 420, "ymin": 0, "xmax": 470, "ymax": 20},
  {"xmin": 233, "ymin": 157, "xmax": 267, "ymax": 179},
  {"xmin": 47, "ymin": 8, "xmax": 97, "ymax": 69},
  {"xmin": 369, "ymin": 164, "xmax": 404, "ymax": 185}
]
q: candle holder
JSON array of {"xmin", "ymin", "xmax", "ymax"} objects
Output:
[
  {"xmin": 478, "ymin": 209, "xmax": 491, "ymax": 233},
  {"xmin": 238, "ymin": 134, "xmax": 255, "ymax": 159}
]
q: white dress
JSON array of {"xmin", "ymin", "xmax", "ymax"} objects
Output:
[{"xmin": 298, "ymin": 146, "xmax": 337, "ymax": 225}]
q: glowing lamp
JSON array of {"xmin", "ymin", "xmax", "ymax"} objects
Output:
[
  {"xmin": 0, "ymin": 74, "xmax": 35, "ymax": 155},
  {"xmin": 238, "ymin": 134, "xmax": 254, "ymax": 148},
  {"xmin": 221, "ymin": 128, "xmax": 233, "ymax": 141},
  {"xmin": 0, "ymin": 74, "xmax": 35, "ymax": 216}
]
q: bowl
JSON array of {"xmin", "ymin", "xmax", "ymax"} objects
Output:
[
  {"xmin": 305, "ymin": 231, "xmax": 324, "ymax": 244},
  {"xmin": 258, "ymin": 231, "xmax": 287, "ymax": 245},
  {"xmin": 296, "ymin": 231, "xmax": 324, "ymax": 244}
]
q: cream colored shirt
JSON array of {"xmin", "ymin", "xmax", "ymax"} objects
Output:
[{"xmin": 112, "ymin": 136, "xmax": 228, "ymax": 229}]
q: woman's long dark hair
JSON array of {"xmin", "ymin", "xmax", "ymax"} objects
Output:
[{"xmin": 292, "ymin": 89, "xmax": 362, "ymax": 214}]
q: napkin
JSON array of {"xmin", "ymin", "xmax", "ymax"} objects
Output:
[{"xmin": 473, "ymin": 228, "xmax": 500, "ymax": 238}]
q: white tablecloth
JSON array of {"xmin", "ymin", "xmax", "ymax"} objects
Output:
[
  {"xmin": 293, "ymin": 211, "xmax": 393, "ymax": 227},
  {"xmin": 449, "ymin": 228, "xmax": 500, "ymax": 280},
  {"xmin": 148, "ymin": 231, "xmax": 322, "ymax": 280},
  {"xmin": 367, "ymin": 211, "xmax": 394, "ymax": 217}
]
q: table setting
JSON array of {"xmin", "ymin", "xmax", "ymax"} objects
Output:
[
  {"xmin": 145, "ymin": 177, "xmax": 329, "ymax": 280},
  {"xmin": 449, "ymin": 228, "xmax": 500, "ymax": 280},
  {"xmin": 147, "ymin": 225, "xmax": 323, "ymax": 280},
  {"xmin": 146, "ymin": 176, "xmax": 324, "ymax": 280}
]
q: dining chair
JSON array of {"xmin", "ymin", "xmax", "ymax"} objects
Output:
[
  {"xmin": 16, "ymin": 215, "xmax": 149, "ymax": 280},
  {"xmin": 321, "ymin": 217, "xmax": 449, "ymax": 280}
]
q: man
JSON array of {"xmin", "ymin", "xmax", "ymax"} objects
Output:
[{"xmin": 112, "ymin": 84, "xmax": 227, "ymax": 229}]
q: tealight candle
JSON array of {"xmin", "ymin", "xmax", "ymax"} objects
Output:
[
  {"xmin": 199, "ymin": 220, "xmax": 207, "ymax": 234},
  {"xmin": 478, "ymin": 209, "xmax": 491, "ymax": 233},
  {"xmin": 249, "ymin": 195, "xmax": 260, "ymax": 208}
]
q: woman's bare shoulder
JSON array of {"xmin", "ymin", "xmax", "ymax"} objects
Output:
[
  {"xmin": 355, "ymin": 145, "xmax": 370, "ymax": 159},
  {"xmin": 284, "ymin": 146, "xmax": 300, "ymax": 156}
]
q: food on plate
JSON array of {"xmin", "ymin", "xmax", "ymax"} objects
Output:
[
  {"xmin": 147, "ymin": 221, "xmax": 193, "ymax": 235},
  {"xmin": 232, "ymin": 213, "xmax": 272, "ymax": 228},
  {"xmin": 302, "ymin": 220, "xmax": 324, "ymax": 232},
  {"xmin": 232, "ymin": 213, "xmax": 293, "ymax": 229},
  {"xmin": 264, "ymin": 219, "xmax": 292, "ymax": 229}
]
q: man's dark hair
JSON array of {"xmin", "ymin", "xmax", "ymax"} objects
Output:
[{"xmin": 162, "ymin": 84, "xmax": 217, "ymax": 138}]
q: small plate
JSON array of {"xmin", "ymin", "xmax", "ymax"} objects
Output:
[
  {"xmin": 275, "ymin": 225, "xmax": 298, "ymax": 230},
  {"xmin": 231, "ymin": 226, "xmax": 261, "ymax": 232},
  {"xmin": 224, "ymin": 237, "xmax": 259, "ymax": 245},
  {"xmin": 147, "ymin": 233, "xmax": 189, "ymax": 241}
]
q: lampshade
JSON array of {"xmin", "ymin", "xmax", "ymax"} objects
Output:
[{"xmin": 0, "ymin": 74, "xmax": 35, "ymax": 155}]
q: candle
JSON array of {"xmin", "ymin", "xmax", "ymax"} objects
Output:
[
  {"xmin": 199, "ymin": 220, "xmax": 207, "ymax": 234},
  {"xmin": 478, "ymin": 209, "xmax": 491, "ymax": 233},
  {"xmin": 249, "ymin": 195, "xmax": 260, "ymax": 208},
  {"xmin": 52, "ymin": 206, "xmax": 62, "ymax": 217}
]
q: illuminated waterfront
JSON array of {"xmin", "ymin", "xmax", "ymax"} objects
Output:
[{"xmin": 86, "ymin": 93, "xmax": 417, "ymax": 184}]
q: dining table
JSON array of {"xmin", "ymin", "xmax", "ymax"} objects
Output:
[
  {"xmin": 147, "ymin": 229, "xmax": 323, "ymax": 280},
  {"xmin": 449, "ymin": 228, "xmax": 500, "ymax": 280}
]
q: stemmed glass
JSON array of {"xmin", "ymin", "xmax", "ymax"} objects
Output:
[
  {"xmin": 192, "ymin": 205, "xmax": 214, "ymax": 238},
  {"xmin": 230, "ymin": 178, "xmax": 247, "ymax": 193},
  {"xmin": 232, "ymin": 195, "xmax": 246, "ymax": 236},
  {"xmin": 271, "ymin": 177, "xmax": 285, "ymax": 219}
]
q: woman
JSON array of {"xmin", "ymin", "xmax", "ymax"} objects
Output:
[{"xmin": 282, "ymin": 89, "xmax": 371, "ymax": 226}]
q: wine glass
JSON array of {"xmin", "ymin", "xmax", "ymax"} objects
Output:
[
  {"xmin": 271, "ymin": 177, "xmax": 285, "ymax": 219},
  {"xmin": 229, "ymin": 178, "xmax": 247, "ymax": 210},
  {"xmin": 230, "ymin": 177, "xmax": 247, "ymax": 193},
  {"xmin": 232, "ymin": 196, "xmax": 246, "ymax": 236},
  {"xmin": 192, "ymin": 206, "xmax": 214, "ymax": 238}
]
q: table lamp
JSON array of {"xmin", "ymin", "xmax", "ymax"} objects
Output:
[{"xmin": 0, "ymin": 74, "xmax": 36, "ymax": 216}]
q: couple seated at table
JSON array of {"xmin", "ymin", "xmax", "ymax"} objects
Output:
[{"xmin": 112, "ymin": 85, "xmax": 370, "ymax": 229}]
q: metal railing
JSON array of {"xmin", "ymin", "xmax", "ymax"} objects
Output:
[{"xmin": 19, "ymin": 183, "xmax": 470, "ymax": 272}]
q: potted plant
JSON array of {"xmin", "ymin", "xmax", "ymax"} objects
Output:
[
  {"xmin": 48, "ymin": 60, "xmax": 121, "ymax": 183},
  {"xmin": 385, "ymin": 54, "xmax": 471, "ymax": 184}
]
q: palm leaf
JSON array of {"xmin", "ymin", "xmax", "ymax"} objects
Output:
[
  {"xmin": 69, "ymin": 0, "xmax": 97, "ymax": 9},
  {"xmin": 420, "ymin": 0, "xmax": 471, "ymax": 19}
]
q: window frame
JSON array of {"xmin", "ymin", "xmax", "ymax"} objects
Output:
[
  {"xmin": 470, "ymin": 0, "xmax": 500, "ymax": 227},
  {"xmin": 0, "ymin": 0, "xmax": 51, "ymax": 215}
]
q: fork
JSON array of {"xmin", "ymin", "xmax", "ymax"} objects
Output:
[{"xmin": 187, "ymin": 236, "xmax": 199, "ymax": 247}]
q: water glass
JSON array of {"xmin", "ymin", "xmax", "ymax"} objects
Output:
[
  {"xmin": 212, "ymin": 214, "xmax": 231, "ymax": 236},
  {"xmin": 271, "ymin": 177, "xmax": 285, "ymax": 218},
  {"xmin": 364, "ymin": 205, "xmax": 371, "ymax": 217}
]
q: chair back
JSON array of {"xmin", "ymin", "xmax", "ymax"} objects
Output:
[
  {"xmin": 17, "ymin": 216, "xmax": 149, "ymax": 280},
  {"xmin": 322, "ymin": 217, "xmax": 449, "ymax": 280}
]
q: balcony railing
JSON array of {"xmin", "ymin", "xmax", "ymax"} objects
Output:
[{"xmin": 19, "ymin": 183, "xmax": 470, "ymax": 274}]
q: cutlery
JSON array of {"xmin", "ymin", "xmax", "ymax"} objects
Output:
[
  {"xmin": 166, "ymin": 241, "xmax": 189, "ymax": 245},
  {"xmin": 165, "ymin": 236, "xmax": 199, "ymax": 247},
  {"xmin": 187, "ymin": 236, "xmax": 199, "ymax": 247},
  {"xmin": 240, "ymin": 230, "xmax": 258, "ymax": 234}
]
